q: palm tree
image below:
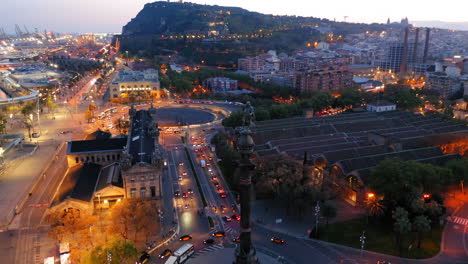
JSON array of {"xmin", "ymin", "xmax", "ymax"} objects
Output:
[
  {"xmin": 413, "ymin": 215, "xmax": 431, "ymax": 248},
  {"xmin": 366, "ymin": 197, "xmax": 385, "ymax": 224},
  {"xmin": 23, "ymin": 119, "xmax": 33, "ymax": 141}
]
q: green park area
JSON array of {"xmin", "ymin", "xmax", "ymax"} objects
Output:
[{"xmin": 318, "ymin": 217, "xmax": 443, "ymax": 259}]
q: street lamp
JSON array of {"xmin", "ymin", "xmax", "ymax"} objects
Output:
[
  {"xmin": 314, "ymin": 202, "xmax": 320, "ymax": 237},
  {"xmin": 360, "ymin": 231, "xmax": 366, "ymax": 257}
]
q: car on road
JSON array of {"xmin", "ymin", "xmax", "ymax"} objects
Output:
[
  {"xmin": 223, "ymin": 216, "xmax": 232, "ymax": 222},
  {"xmin": 204, "ymin": 238, "xmax": 214, "ymax": 244},
  {"xmin": 232, "ymin": 214, "xmax": 241, "ymax": 221},
  {"xmin": 32, "ymin": 132, "xmax": 41, "ymax": 138},
  {"xmin": 179, "ymin": 235, "xmax": 192, "ymax": 241},
  {"xmin": 174, "ymin": 190, "xmax": 180, "ymax": 197},
  {"xmin": 182, "ymin": 171, "xmax": 187, "ymax": 176},
  {"xmin": 220, "ymin": 192, "xmax": 227, "ymax": 198},
  {"xmin": 184, "ymin": 204, "xmax": 189, "ymax": 209},
  {"xmin": 211, "ymin": 176, "xmax": 218, "ymax": 180},
  {"xmin": 216, "ymin": 186, "xmax": 223, "ymax": 192},
  {"xmin": 182, "ymin": 192, "xmax": 188, "ymax": 198},
  {"xmin": 179, "ymin": 162, "xmax": 184, "ymax": 166},
  {"xmin": 270, "ymin": 237, "xmax": 285, "ymax": 244},
  {"xmin": 178, "ymin": 176, "xmax": 182, "ymax": 181},
  {"xmin": 233, "ymin": 236, "xmax": 240, "ymax": 243},
  {"xmin": 213, "ymin": 181, "xmax": 219, "ymax": 186},
  {"xmin": 212, "ymin": 231, "xmax": 226, "ymax": 237},
  {"xmin": 137, "ymin": 251, "xmax": 150, "ymax": 264},
  {"xmin": 187, "ymin": 188, "xmax": 194, "ymax": 194},
  {"xmin": 220, "ymin": 205, "xmax": 225, "ymax": 212},
  {"xmin": 158, "ymin": 249, "xmax": 172, "ymax": 259}
]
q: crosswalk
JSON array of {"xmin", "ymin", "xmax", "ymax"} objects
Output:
[
  {"xmin": 448, "ymin": 216, "xmax": 468, "ymax": 226},
  {"xmin": 223, "ymin": 225, "xmax": 237, "ymax": 236},
  {"xmin": 192, "ymin": 244, "xmax": 224, "ymax": 257}
]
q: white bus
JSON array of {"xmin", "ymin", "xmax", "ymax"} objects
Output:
[
  {"xmin": 164, "ymin": 256, "xmax": 178, "ymax": 264},
  {"xmin": 173, "ymin": 243, "xmax": 194, "ymax": 263}
]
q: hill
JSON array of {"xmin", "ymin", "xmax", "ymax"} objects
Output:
[{"xmin": 117, "ymin": 1, "xmax": 393, "ymax": 67}]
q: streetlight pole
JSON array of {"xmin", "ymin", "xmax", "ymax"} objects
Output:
[
  {"xmin": 360, "ymin": 231, "xmax": 366, "ymax": 257},
  {"xmin": 235, "ymin": 102, "xmax": 258, "ymax": 264},
  {"xmin": 314, "ymin": 202, "xmax": 320, "ymax": 237}
]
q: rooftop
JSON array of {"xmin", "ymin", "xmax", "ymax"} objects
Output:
[
  {"xmin": 128, "ymin": 110, "xmax": 156, "ymax": 164},
  {"xmin": 367, "ymin": 100, "xmax": 395, "ymax": 107},
  {"xmin": 68, "ymin": 138, "xmax": 127, "ymax": 154},
  {"xmin": 112, "ymin": 69, "xmax": 159, "ymax": 84}
]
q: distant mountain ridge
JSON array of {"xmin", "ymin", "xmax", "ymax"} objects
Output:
[
  {"xmin": 411, "ymin": 20, "xmax": 468, "ymax": 31},
  {"xmin": 121, "ymin": 1, "xmax": 392, "ymax": 37}
]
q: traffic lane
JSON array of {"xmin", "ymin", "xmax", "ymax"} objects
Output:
[
  {"xmin": 252, "ymin": 225, "xmax": 335, "ymax": 264},
  {"xmin": 172, "ymin": 150, "xmax": 209, "ymax": 234},
  {"xmin": 179, "ymin": 147, "xmax": 229, "ymax": 235},
  {"xmin": 443, "ymin": 203, "xmax": 468, "ymax": 259}
]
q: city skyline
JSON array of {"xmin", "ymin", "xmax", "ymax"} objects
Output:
[{"xmin": 1, "ymin": 0, "xmax": 467, "ymax": 33}]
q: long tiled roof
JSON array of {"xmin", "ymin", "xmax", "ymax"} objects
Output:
[
  {"xmin": 255, "ymin": 110, "xmax": 468, "ymax": 159},
  {"xmin": 68, "ymin": 138, "xmax": 127, "ymax": 153}
]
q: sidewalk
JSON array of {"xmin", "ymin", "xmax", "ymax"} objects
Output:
[
  {"xmin": 187, "ymin": 246, "xmax": 285, "ymax": 264},
  {"xmin": 251, "ymin": 199, "xmax": 364, "ymax": 239},
  {"xmin": 252, "ymin": 198, "xmax": 468, "ymax": 264}
]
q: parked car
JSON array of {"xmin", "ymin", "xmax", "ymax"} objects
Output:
[
  {"xmin": 270, "ymin": 237, "xmax": 285, "ymax": 244},
  {"xmin": 136, "ymin": 251, "xmax": 150, "ymax": 264},
  {"xmin": 179, "ymin": 235, "xmax": 192, "ymax": 241},
  {"xmin": 212, "ymin": 231, "xmax": 226, "ymax": 237},
  {"xmin": 158, "ymin": 249, "xmax": 172, "ymax": 259},
  {"xmin": 204, "ymin": 238, "xmax": 215, "ymax": 244}
]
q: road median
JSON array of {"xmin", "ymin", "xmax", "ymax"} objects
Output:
[{"xmin": 184, "ymin": 147, "xmax": 208, "ymax": 207}]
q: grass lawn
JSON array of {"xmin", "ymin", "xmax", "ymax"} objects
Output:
[{"xmin": 317, "ymin": 218, "xmax": 443, "ymax": 259}]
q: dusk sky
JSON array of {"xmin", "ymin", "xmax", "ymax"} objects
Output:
[{"xmin": 2, "ymin": 0, "xmax": 467, "ymax": 33}]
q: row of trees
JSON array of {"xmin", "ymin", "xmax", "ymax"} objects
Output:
[
  {"xmin": 367, "ymin": 157, "xmax": 468, "ymax": 252},
  {"xmin": 47, "ymin": 199, "xmax": 159, "ymax": 263},
  {"xmin": 211, "ymin": 132, "xmax": 339, "ymax": 217}
]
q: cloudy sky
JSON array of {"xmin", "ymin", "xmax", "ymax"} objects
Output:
[{"xmin": 1, "ymin": 0, "xmax": 466, "ymax": 33}]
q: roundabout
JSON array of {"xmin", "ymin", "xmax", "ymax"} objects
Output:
[{"xmin": 153, "ymin": 107, "xmax": 216, "ymax": 127}]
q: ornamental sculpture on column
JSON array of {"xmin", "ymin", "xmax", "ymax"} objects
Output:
[{"xmin": 235, "ymin": 101, "xmax": 259, "ymax": 264}]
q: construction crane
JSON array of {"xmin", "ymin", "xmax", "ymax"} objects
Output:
[
  {"xmin": 0, "ymin": 28, "xmax": 7, "ymax": 40},
  {"xmin": 23, "ymin": 25, "xmax": 30, "ymax": 35},
  {"xmin": 15, "ymin": 24, "xmax": 23, "ymax": 38}
]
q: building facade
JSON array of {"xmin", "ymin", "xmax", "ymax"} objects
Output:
[
  {"xmin": 203, "ymin": 77, "xmax": 238, "ymax": 92},
  {"xmin": 120, "ymin": 105, "xmax": 164, "ymax": 199},
  {"xmin": 109, "ymin": 69, "xmax": 160, "ymax": 98},
  {"xmin": 293, "ymin": 66, "xmax": 353, "ymax": 93}
]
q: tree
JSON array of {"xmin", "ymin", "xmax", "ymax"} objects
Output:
[
  {"xmin": 413, "ymin": 215, "xmax": 431, "ymax": 248},
  {"xmin": 0, "ymin": 114, "xmax": 6, "ymax": 134},
  {"xmin": 84, "ymin": 109, "xmax": 93, "ymax": 123},
  {"xmin": 335, "ymin": 88, "xmax": 364, "ymax": 108},
  {"xmin": 46, "ymin": 94, "xmax": 57, "ymax": 114},
  {"xmin": 107, "ymin": 199, "xmax": 159, "ymax": 243},
  {"xmin": 23, "ymin": 118, "xmax": 33, "ymax": 141},
  {"xmin": 88, "ymin": 102, "xmax": 96, "ymax": 117},
  {"xmin": 445, "ymin": 158, "xmax": 468, "ymax": 194},
  {"xmin": 366, "ymin": 197, "xmax": 385, "ymax": 222},
  {"xmin": 222, "ymin": 110, "xmax": 244, "ymax": 128},
  {"xmin": 255, "ymin": 154, "xmax": 326, "ymax": 215},
  {"xmin": 174, "ymin": 79, "xmax": 192, "ymax": 93},
  {"xmin": 321, "ymin": 200, "xmax": 338, "ymax": 227},
  {"xmin": 392, "ymin": 207, "xmax": 412, "ymax": 253},
  {"xmin": 114, "ymin": 118, "xmax": 130, "ymax": 134},
  {"xmin": 21, "ymin": 103, "xmax": 34, "ymax": 117},
  {"xmin": 254, "ymin": 107, "xmax": 271, "ymax": 121},
  {"xmin": 82, "ymin": 238, "xmax": 139, "ymax": 264}
]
